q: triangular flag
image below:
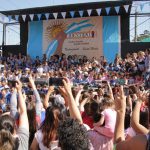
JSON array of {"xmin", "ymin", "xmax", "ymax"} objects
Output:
[
  {"xmin": 96, "ymin": 8, "xmax": 101, "ymax": 16},
  {"xmin": 45, "ymin": 13, "xmax": 49, "ymax": 20},
  {"xmin": 37, "ymin": 14, "xmax": 42, "ymax": 20},
  {"xmin": 29, "ymin": 14, "xmax": 34, "ymax": 21},
  {"xmin": 8, "ymin": 16, "xmax": 12, "ymax": 22},
  {"xmin": 87, "ymin": 9, "xmax": 92, "ymax": 16},
  {"xmin": 61, "ymin": 12, "xmax": 66, "ymax": 18},
  {"xmin": 140, "ymin": 4, "xmax": 144, "ymax": 11},
  {"xmin": 70, "ymin": 11, "xmax": 75, "ymax": 18},
  {"xmin": 53, "ymin": 13, "xmax": 58, "ymax": 19},
  {"xmin": 15, "ymin": 15, "xmax": 19, "ymax": 21},
  {"xmin": 115, "ymin": 6, "xmax": 120, "ymax": 14},
  {"xmin": 79, "ymin": 10, "xmax": 84, "ymax": 17},
  {"xmin": 106, "ymin": 7, "xmax": 111, "ymax": 15},
  {"xmin": 22, "ymin": 15, "xmax": 26, "ymax": 21},
  {"xmin": 1, "ymin": 15, "xmax": 5, "ymax": 22},
  {"xmin": 124, "ymin": 5, "xmax": 129, "ymax": 13},
  {"xmin": 61, "ymin": 12, "xmax": 66, "ymax": 19}
]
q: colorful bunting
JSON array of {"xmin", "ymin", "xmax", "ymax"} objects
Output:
[
  {"xmin": 1, "ymin": 15, "xmax": 5, "ymax": 22},
  {"xmin": 96, "ymin": 8, "xmax": 101, "ymax": 16},
  {"xmin": 79, "ymin": 10, "xmax": 84, "ymax": 17},
  {"xmin": 70, "ymin": 11, "xmax": 75, "ymax": 18},
  {"xmin": 115, "ymin": 6, "xmax": 120, "ymax": 14},
  {"xmin": 5, "ymin": 4, "xmax": 135, "ymax": 22},
  {"xmin": 87, "ymin": 9, "xmax": 92, "ymax": 16},
  {"xmin": 45, "ymin": 13, "xmax": 49, "ymax": 20},
  {"xmin": 53, "ymin": 13, "xmax": 58, "ymax": 19},
  {"xmin": 22, "ymin": 15, "xmax": 26, "ymax": 21},
  {"xmin": 61, "ymin": 12, "xmax": 66, "ymax": 19},
  {"xmin": 8, "ymin": 16, "xmax": 12, "ymax": 22},
  {"xmin": 29, "ymin": 14, "xmax": 34, "ymax": 21},
  {"xmin": 15, "ymin": 15, "xmax": 19, "ymax": 21},
  {"xmin": 37, "ymin": 14, "xmax": 42, "ymax": 20},
  {"xmin": 140, "ymin": 4, "xmax": 144, "ymax": 11},
  {"xmin": 106, "ymin": 7, "xmax": 111, "ymax": 15},
  {"xmin": 124, "ymin": 5, "xmax": 129, "ymax": 13}
]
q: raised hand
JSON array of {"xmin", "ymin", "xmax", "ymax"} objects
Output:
[
  {"xmin": 114, "ymin": 86, "xmax": 126, "ymax": 112},
  {"xmin": 137, "ymin": 90, "xmax": 149, "ymax": 103},
  {"xmin": 15, "ymin": 79, "xmax": 22, "ymax": 91},
  {"xmin": 62, "ymin": 77, "xmax": 72, "ymax": 95},
  {"xmin": 48, "ymin": 86, "xmax": 54, "ymax": 93}
]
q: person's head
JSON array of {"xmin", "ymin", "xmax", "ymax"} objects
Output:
[
  {"xmin": 132, "ymin": 53, "xmax": 137, "ymax": 59},
  {"xmin": 40, "ymin": 104, "xmax": 66, "ymax": 148},
  {"xmin": 58, "ymin": 118, "xmax": 90, "ymax": 150},
  {"xmin": 101, "ymin": 97, "xmax": 114, "ymax": 109},
  {"xmin": 0, "ymin": 115, "xmax": 19, "ymax": 150},
  {"xmin": 138, "ymin": 51, "xmax": 145, "ymax": 59}
]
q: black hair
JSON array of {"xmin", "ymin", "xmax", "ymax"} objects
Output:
[{"xmin": 58, "ymin": 118, "xmax": 90, "ymax": 150}]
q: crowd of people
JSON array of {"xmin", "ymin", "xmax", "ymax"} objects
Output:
[{"xmin": 0, "ymin": 49, "xmax": 149, "ymax": 150}]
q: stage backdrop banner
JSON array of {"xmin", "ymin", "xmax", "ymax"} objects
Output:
[
  {"xmin": 27, "ymin": 16, "xmax": 120, "ymax": 62},
  {"xmin": 43, "ymin": 17, "xmax": 103, "ymax": 59}
]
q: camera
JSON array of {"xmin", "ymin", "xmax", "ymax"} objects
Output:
[
  {"xmin": 25, "ymin": 90, "xmax": 34, "ymax": 95},
  {"xmin": 49, "ymin": 78, "xmax": 64, "ymax": 86},
  {"xmin": 20, "ymin": 77, "xmax": 29, "ymax": 83},
  {"xmin": 35, "ymin": 78, "xmax": 49, "ymax": 86}
]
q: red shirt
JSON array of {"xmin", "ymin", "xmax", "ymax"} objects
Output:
[{"xmin": 81, "ymin": 111, "xmax": 94, "ymax": 129}]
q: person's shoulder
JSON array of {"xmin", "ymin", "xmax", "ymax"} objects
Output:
[
  {"xmin": 116, "ymin": 134, "xmax": 147, "ymax": 150},
  {"xmin": 17, "ymin": 127, "xmax": 29, "ymax": 150},
  {"xmin": 17, "ymin": 127, "xmax": 29, "ymax": 136}
]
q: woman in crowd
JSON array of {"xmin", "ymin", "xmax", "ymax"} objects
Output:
[
  {"xmin": 0, "ymin": 49, "xmax": 149, "ymax": 150},
  {"xmin": 0, "ymin": 79, "xmax": 29, "ymax": 150},
  {"xmin": 114, "ymin": 86, "xmax": 149, "ymax": 150}
]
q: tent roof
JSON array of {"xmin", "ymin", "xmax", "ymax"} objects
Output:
[{"xmin": 0, "ymin": 0, "xmax": 132, "ymax": 22}]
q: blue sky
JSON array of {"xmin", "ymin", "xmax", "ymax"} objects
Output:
[{"xmin": 0, "ymin": 0, "xmax": 149, "ymax": 44}]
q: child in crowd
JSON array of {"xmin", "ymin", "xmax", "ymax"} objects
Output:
[{"xmin": 93, "ymin": 98, "xmax": 116, "ymax": 138}]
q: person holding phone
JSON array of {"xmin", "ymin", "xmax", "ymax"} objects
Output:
[{"xmin": 0, "ymin": 79, "xmax": 29, "ymax": 150}]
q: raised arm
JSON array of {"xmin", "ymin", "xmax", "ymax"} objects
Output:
[
  {"xmin": 131, "ymin": 92, "xmax": 149, "ymax": 134},
  {"xmin": 107, "ymin": 81, "xmax": 114, "ymax": 100},
  {"xmin": 29, "ymin": 76, "xmax": 43, "ymax": 128},
  {"xmin": 29, "ymin": 76, "xmax": 41, "ymax": 104},
  {"xmin": 75, "ymin": 87, "xmax": 83, "ymax": 107},
  {"xmin": 43, "ymin": 86, "xmax": 54, "ymax": 109},
  {"xmin": 16, "ymin": 79, "xmax": 29, "ymax": 131},
  {"xmin": 79, "ymin": 98, "xmax": 89, "ymax": 112},
  {"xmin": 10, "ymin": 88, "xmax": 19, "ymax": 120},
  {"xmin": 114, "ymin": 86, "xmax": 126, "ymax": 143},
  {"xmin": 60, "ymin": 78, "xmax": 83, "ymax": 124}
]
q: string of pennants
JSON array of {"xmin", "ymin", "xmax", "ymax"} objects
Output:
[{"xmin": 6, "ymin": 5, "xmax": 131, "ymax": 22}]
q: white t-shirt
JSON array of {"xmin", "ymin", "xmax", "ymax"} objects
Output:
[
  {"xmin": 35, "ymin": 130, "xmax": 61, "ymax": 150},
  {"xmin": 37, "ymin": 67, "xmax": 44, "ymax": 75}
]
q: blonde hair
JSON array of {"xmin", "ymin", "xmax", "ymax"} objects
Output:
[
  {"xmin": 138, "ymin": 51, "xmax": 145, "ymax": 57},
  {"xmin": 101, "ymin": 98, "xmax": 114, "ymax": 108}
]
